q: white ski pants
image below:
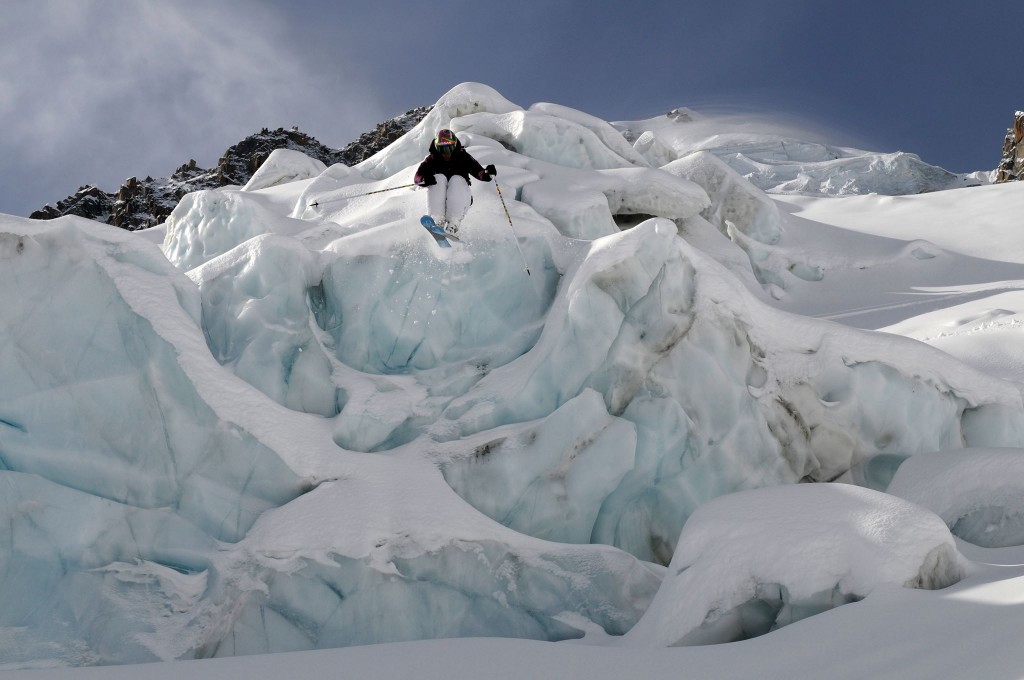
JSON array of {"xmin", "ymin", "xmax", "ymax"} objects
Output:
[{"xmin": 426, "ymin": 174, "xmax": 472, "ymax": 227}]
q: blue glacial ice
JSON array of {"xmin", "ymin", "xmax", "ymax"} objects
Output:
[{"xmin": 0, "ymin": 221, "xmax": 303, "ymax": 543}]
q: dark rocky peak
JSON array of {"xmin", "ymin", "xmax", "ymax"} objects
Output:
[
  {"xmin": 667, "ymin": 108, "xmax": 696, "ymax": 123},
  {"xmin": 337, "ymin": 106, "xmax": 432, "ymax": 164},
  {"xmin": 31, "ymin": 106, "xmax": 431, "ymax": 230},
  {"xmin": 996, "ymin": 111, "xmax": 1024, "ymax": 183},
  {"xmin": 30, "ymin": 185, "xmax": 114, "ymax": 223},
  {"xmin": 215, "ymin": 126, "xmax": 349, "ymax": 187}
]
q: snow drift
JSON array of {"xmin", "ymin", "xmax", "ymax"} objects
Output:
[
  {"xmin": 887, "ymin": 448, "xmax": 1024, "ymax": 548},
  {"xmin": 624, "ymin": 484, "xmax": 964, "ymax": 647}
]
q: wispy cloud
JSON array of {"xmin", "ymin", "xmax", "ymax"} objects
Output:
[{"xmin": 0, "ymin": 0, "xmax": 383, "ymax": 215}]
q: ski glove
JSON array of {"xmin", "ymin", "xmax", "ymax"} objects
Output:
[
  {"xmin": 417, "ymin": 175, "xmax": 436, "ymax": 187},
  {"xmin": 485, "ymin": 164, "xmax": 497, "ymax": 177}
]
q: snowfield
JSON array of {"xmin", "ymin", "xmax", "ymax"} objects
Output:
[{"xmin": 4, "ymin": 82, "xmax": 1024, "ymax": 679}]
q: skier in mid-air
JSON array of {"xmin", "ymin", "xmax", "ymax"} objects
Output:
[{"xmin": 414, "ymin": 129, "xmax": 496, "ymax": 238}]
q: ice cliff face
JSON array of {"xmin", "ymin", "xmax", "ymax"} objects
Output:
[{"xmin": 2, "ymin": 82, "xmax": 1023, "ymax": 667}]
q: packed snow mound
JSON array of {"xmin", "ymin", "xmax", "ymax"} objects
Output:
[
  {"xmin": 452, "ymin": 110, "xmax": 640, "ymax": 170},
  {"xmin": 625, "ymin": 484, "xmax": 965, "ymax": 647},
  {"xmin": 357, "ymin": 82, "xmax": 522, "ymax": 180},
  {"xmin": 487, "ymin": 145, "xmax": 708, "ymax": 239},
  {"xmin": 615, "ymin": 109, "xmax": 986, "ymax": 195},
  {"xmin": 163, "ymin": 189, "xmax": 310, "ymax": 271},
  {"xmin": 529, "ymin": 102, "xmax": 651, "ymax": 167},
  {"xmin": 226, "ymin": 475, "xmax": 663, "ymax": 655},
  {"xmin": 664, "ymin": 150, "xmax": 784, "ymax": 246},
  {"xmin": 243, "ymin": 148, "xmax": 328, "ymax": 192},
  {"xmin": 887, "ymin": 449, "xmax": 1024, "ymax": 548}
]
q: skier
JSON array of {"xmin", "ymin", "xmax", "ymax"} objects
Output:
[{"xmin": 414, "ymin": 129, "xmax": 496, "ymax": 238}]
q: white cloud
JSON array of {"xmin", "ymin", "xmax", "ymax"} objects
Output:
[{"xmin": 0, "ymin": 0, "xmax": 384, "ymax": 214}]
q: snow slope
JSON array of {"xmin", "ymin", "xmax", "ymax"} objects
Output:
[
  {"xmin": 3, "ymin": 82, "xmax": 1024, "ymax": 677},
  {"xmin": 615, "ymin": 108, "xmax": 992, "ymax": 196}
]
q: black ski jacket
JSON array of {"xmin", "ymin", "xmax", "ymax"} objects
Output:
[{"xmin": 414, "ymin": 138, "xmax": 492, "ymax": 185}]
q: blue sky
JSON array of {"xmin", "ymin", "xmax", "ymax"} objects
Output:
[{"xmin": 1, "ymin": 0, "xmax": 1021, "ymax": 217}]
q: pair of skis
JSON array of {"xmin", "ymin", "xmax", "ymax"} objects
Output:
[{"xmin": 419, "ymin": 215, "xmax": 459, "ymax": 248}]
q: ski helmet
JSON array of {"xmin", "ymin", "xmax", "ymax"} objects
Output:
[{"xmin": 435, "ymin": 129, "xmax": 457, "ymax": 158}]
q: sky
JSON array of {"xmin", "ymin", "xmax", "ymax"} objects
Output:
[{"xmin": 1, "ymin": 0, "xmax": 1021, "ymax": 218}]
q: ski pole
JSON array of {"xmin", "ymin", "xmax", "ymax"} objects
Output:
[
  {"xmin": 308, "ymin": 183, "xmax": 417, "ymax": 209},
  {"xmin": 494, "ymin": 181, "xmax": 531, "ymax": 276}
]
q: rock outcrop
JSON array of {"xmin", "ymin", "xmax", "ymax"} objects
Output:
[
  {"xmin": 996, "ymin": 111, "xmax": 1024, "ymax": 183},
  {"xmin": 30, "ymin": 107, "xmax": 431, "ymax": 230},
  {"xmin": 29, "ymin": 185, "xmax": 115, "ymax": 224}
]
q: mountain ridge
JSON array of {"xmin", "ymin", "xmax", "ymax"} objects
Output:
[{"xmin": 29, "ymin": 106, "xmax": 432, "ymax": 230}]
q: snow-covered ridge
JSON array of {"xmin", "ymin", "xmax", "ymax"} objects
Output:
[
  {"xmin": 616, "ymin": 108, "xmax": 993, "ymax": 196},
  {"xmin": 3, "ymin": 82, "xmax": 1024, "ymax": 672}
]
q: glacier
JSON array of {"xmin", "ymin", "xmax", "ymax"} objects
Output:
[
  {"xmin": 614, "ymin": 108, "xmax": 993, "ymax": 196},
  {"xmin": 3, "ymin": 82, "xmax": 1024, "ymax": 669}
]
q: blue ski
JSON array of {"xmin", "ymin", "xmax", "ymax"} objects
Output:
[{"xmin": 420, "ymin": 216, "xmax": 455, "ymax": 248}]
